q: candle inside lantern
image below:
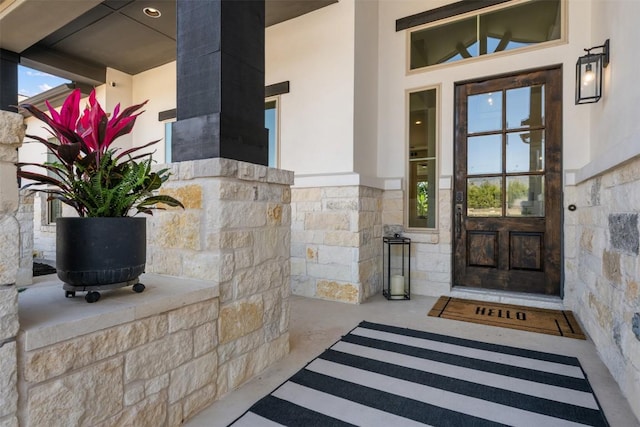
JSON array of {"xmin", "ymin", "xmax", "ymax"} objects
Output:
[{"xmin": 390, "ymin": 274, "xmax": 404, "ymax": 299}]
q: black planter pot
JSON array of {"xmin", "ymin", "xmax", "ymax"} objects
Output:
[{"xmin": 56, "ymin": 217, "xmax": 146, "ymax": 302}]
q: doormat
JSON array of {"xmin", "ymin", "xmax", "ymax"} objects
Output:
[
  {"xmin": 229, "ymin": 321, "xmax": 607, "ymax": 426},
  {"xmin": 428, "ymin": 296, "xmax": 586, "ymax": 339},
  {"xmin": 33, "ymin": 262, "xmax": 56, "ymax": 277}
]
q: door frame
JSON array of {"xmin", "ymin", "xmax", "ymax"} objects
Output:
[{"xmin": 452, "ymin": 65, "xmax": 564, "ymax": 296}]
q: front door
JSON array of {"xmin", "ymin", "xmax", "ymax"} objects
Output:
[{"xmin": 453, "ymin": 67, "xmax": 562, "ymax": 295}]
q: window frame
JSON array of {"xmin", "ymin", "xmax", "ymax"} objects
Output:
[
  {"xmin": 406, "ymin": 0, "xmax": 566, "ymax": 74},
  {"xmin": 405, "ymin": 85, "xmax": 441, "ymax": 232}
]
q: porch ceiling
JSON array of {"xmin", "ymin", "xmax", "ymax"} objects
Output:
[{"xmin": 0, "ymin": 0, "xmax": 337, "ymax": 84}]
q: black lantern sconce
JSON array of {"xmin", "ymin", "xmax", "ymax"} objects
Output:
[
  {"xmin": 575, "ymin": 39, "xmax": 610, "ymax": 104},
  {"xmin": 383, "ymin": 234, "xmax": 411, "ymax": 300}
]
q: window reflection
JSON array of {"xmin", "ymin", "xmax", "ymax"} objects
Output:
[
  {"xmin": 467, "ymin": 135, "xmax": 502, "ymax": 175},
  {"xmin": 506, "ymin": 131, "xmax": 544, "ymax": 173},
  {"xmin": 410, "ymin": 0, "xmax": 561, "ymax": 70},
  {"xmin": 506, "ymin": 86, "xmax": 544, "ymax": 129},
  {"xmin": 408, "ymin": 88, "xmax": 437, "ymax": 228},
  {"xmin": 467, "ymin": 177, "xmax": 502, "ymax": 217},
  {"xmin": 468, "ymin": 92, "xmax": 502, "ymax": 133},
  {"xmin": 506, "ymin": 176, "xmax": 544, "ymax": 217}
]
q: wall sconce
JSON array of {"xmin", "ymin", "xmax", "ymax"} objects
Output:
[{"xmin": 575, "ymin": 39, "xmax": 610, "ymax": 104}]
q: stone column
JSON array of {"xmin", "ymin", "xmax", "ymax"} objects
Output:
[{"xmin": 0, "ymin": 111, "xmax": 25, "ymax": 426}]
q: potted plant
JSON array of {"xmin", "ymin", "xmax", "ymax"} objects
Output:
[{"xmin": 17, "ymin": 89, "xmax": 183, "ymax": 303}]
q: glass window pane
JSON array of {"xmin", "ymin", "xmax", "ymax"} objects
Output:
[
  {"xmin": 467, "ymin": 135, "xmax": 502, "ymax": 175},
  {"xmin": 507, "ymin": 176, "xmax": 544, "ymax": 217},
  {"xmin": 468, "ymin": 92, "xmax": 502, "ymax": 133},
  {"xmin": 164, "ymin": 122, "xmax": 172, "ymax": 163},
  {"xmin": 409, "ymin": 0, "xmax": 562, "ymax": 71},
  {"xmin": 506, "ymin": 131, "xmax": 544, "ymax": 173},
  {"xmin": 410, "ymin": 17, "xmax": 477, "ymax": 69},
  {"xmin": 506, "ymin": 86, "xmax": 544, "ymax": 129},
  {"xmin": 467, "ymin": 177, "xmax": 502, "ymax": 217},
  {"xmin": 480, "ymin": 0, "xmax": 561, "ymax": 56},
  {"xmin": 48, "ymin": 199, "xmax": 62, "ymax": 224},
  {"xmin": 409, "ymin": 160, "xmax": 436, "ymax": 228},
  {"xmin": 265, "ymin": 100, "xmax": 278, "ymax": 168},
  {"xmin": 408, "ymin": 88, "xmax": 438, "ymax": 229}
]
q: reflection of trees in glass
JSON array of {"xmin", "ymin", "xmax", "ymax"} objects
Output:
[
  {"xmin": 507, "ymin": 179, "xmax": 528, "ymax": 206},
  {"xmin": 417, "ymin": 181, "xmax": 428, "ymax": 218},
  {"xmin": 468, "ymin": 179, "xmax": 531, "ymax": 211},
  {"xmin": 468, "ymin": 180, "xmax": 501, "ymax": 209}
]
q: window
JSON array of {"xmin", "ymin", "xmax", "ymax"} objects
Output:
[
  {"xmin": 164, "ymin": 121, "xmax": 174, "ymax": 163},
  {"xmin": 408, "ymin": 88, "xmax": 438, "ymax": 229},
  {"xmin": 409, "ymin": 0, "xmax": 562, "ymax": 70},
  {"xmin": 45, "ymin": 148, "xmax": 62, "ymax": 224},
  {"xmin": 160, "ymin": 100, "xmax": 279, "ymax": 166},
  {"xmin": 265, "ymin": 98, "xmax": 279, "ymax": 168},
  {"xmin": 466, "ymin": 86, "xmax": 546, "ymax": 218}
]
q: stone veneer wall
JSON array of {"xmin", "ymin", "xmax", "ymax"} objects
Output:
[
  {"xmin": 16, "ymin": 191, "xmax": 33, "ymax": 286},
  {"xmin": 13, "ymin": 157, "xmax": 293, "ymax": 426},
  {"xmin": 382, "ymin": 188, "xmax": 453, "ymax": 297},
  {"xmin": 291, "ymin": 186, "xmax": 383, "ymax": 303},
  {"xmin": 0, "ymin": 111, "xmax": 25, "ymax": 427},
  {"xmin": 564, "ymin": 158, "xmax": 640, "ymax": 420},
  {"xmin": 147, "ymin": 158, "xmax": 293, "ymax": 397},
  {"xmin": 18, "ymin": 293, "xmax": 220, "ymax": 426}
]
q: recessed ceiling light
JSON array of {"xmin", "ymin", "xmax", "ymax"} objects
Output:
[
  {"xmin": 143, "ymin": 7, "xmax": 161, "ymax": 18},
  {"xmin": 415, "ymin": 120, "xmax": 422, "ymax": 125}
]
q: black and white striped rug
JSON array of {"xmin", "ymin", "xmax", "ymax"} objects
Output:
[{"xmin": 230, "ymin": 321, "xmax": 609, "ymax": 426}]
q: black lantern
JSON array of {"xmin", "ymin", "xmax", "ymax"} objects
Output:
[
  {"xmin": 575, "ymin": 39, "xmax": 610, "ymax": 104},
  {"xmin": 383, "ymin": 234, "xmax": 410, "ymax": 300}
]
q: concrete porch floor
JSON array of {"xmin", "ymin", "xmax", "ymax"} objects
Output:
[{"xmin": 188, "ymin": 294, "xmax": 639, "ymax": 427}]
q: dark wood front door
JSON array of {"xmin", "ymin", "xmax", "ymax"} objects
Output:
[{"xmin": 453, "ymin": 67, "xmax": 562, "ymax": 295}]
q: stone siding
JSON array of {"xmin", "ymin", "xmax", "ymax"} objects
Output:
[
  {"xmin": 564, "ymin": 158, "xmax": 640, "ymax": 420},
  {"xmin": 146, "ymin": 158, "xmax": 293, "ymax": 399},
  {"xmin": 16, "ymin": 191, "xmax": 33, "ymax": 286},
  {"xmin": 0, "ymin": 110, "xmax": 25, "ymax": 427},
  {"xmin": 291, "ymin": 186, "xmax": 383, "ymax": 303},
  {"xmin": 383, "ymin": 189, "xmax": 453, "ymax": 297},
  {"xmin": 12, "ymin": 157, "xmax": 292, "ymax": 426},
  {"xmin": 18, "ymin": 291, "xmax": 219, "ymax": 426}
]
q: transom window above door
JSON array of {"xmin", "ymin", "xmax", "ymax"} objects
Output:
[{"xmin": 408, "ymin": 0, "xmax": 563, "ymax": 71}]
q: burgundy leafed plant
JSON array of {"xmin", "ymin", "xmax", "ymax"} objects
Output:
[{"xmin": 17, "ymin": 89, "xmax": 183, "ymax": 217}]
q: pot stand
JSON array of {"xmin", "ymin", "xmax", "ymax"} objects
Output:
[{"xmin": 63, "ymin": 278, "xmax": 146, "ymax": 303}]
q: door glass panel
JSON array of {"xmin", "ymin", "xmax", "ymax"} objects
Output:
[
  {"xmin": 506, "ymin": 85, "xmax": 545, "ymax": 129},
  {"xmin": 506, "ymin": 130, "xmax": 544, "ymax": 172},
  {"xmin": 468, "ymin": 92, "xmax": 502, "ymax": 133},
  {"xmin": 467, "ymin": 177, "xmax": 502, "ymax": 217},
  {"xmin": 507, "ymin": 176, "xmax": 545, "ymax": 217},
  {"xmin": 467, "ymin": 135, "xmax": 502, "ymax": 175}
]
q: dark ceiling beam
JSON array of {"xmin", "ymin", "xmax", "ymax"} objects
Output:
[
  {"xmin": 20, "ymin": 46, "xmax": 106, "ymax": 86},
  {"xmin": 396, "ymin": 0, "xmax": 510, "ymax": 32}
]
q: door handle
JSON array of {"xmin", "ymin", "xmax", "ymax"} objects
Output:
[{"xmin": 455, "ymin": 203, "xmax": 463, "ymax": 239}]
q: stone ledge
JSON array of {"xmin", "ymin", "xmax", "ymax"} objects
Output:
[
  {"xmin": 18, "ymin": 274, "xmax": 218, "ymax": 352},
  {"xmin": 155, "ymin": 158, "xmax": 294, "ymax": 185}
]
